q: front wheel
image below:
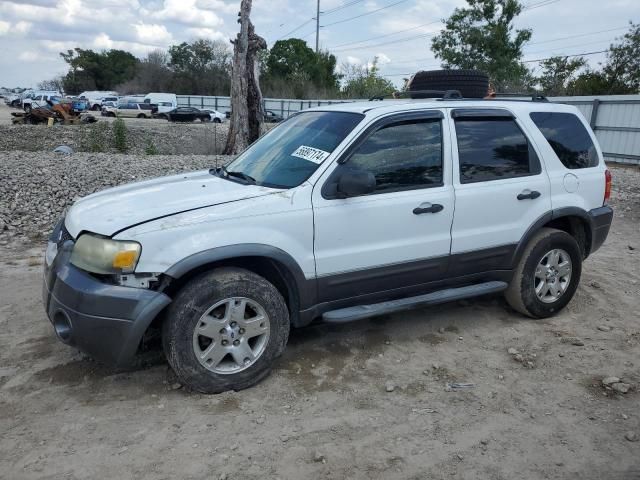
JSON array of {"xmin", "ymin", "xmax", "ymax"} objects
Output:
[
  {"xmin": 505, "ymin": 228, "xmax": 582, "ymax": 318},
  {"xmin": 162, "ymin": 267, "xmax": 290, "ymax": 393}
]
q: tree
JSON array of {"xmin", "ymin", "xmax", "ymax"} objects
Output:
[
  {"xmin": 601, "ymin": 21, "xmax": 640, "ymax": 93},
  {"xmin": 224, "ymin": 0, "xmax": 267, "ymax": 155},
  {"xmin": 431, "ymin": 0, "xmax": 532, "ymax": 91},
  {"xmin": 59, "ymin": 48, "xmax": 137, "ymax": 93},
  {"xmin": 263, "ymin": 39, "xmax": 340, "ymax": 98},
  {"xmin": 341, "ymin": 57, "xmax": 396, "ymax": 99},
  {"xmin": 115, "ymin": 50, "xmax": 173, "ymax": 94},
  {"xmin": 537, "ymin": 56, "xmax": 587, "ymax": 96},
  {"xmin": 168, "ymin": 39, "xmax": 232, "ymax": 95}
]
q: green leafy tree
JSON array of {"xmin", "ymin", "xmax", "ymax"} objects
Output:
[
  {"xmin": 263, "ymin": 39, "xmax": 340, "ymax": 98},
  {"xmin": 60, "ymin": 48, "xmax": 137, "ymax": 93},
  {"xmin": 600, "ymin": 21, "xmax": 640, "ymax": 93},
  {"xmin": 431, "ymin": 0, "xmax": 532, "ymax": 91},
  {"xmin": 341, "ymin": 57, "xmax": 396, "ymax": 99},
  {"xmin": 168, "ymin": 39, "xmax": 232, "ymax": 95},
  {"xmin": 567, "ymin": 70, "xmax": 612, "ymax": 95},
  {"xmin": 537, "ymin": 56, "xmax": 587, "ymax": 95}
]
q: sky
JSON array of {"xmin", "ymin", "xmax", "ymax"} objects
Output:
[{"xmin": 0, "ymin": 0, "xmax": 637, "ymax": 90}]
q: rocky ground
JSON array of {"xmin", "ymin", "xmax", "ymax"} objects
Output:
[
  {"xmin": 0, "ymin": 151, "xmax": 231, "ymax": 242},
  {"xmin": 0, "ymin": 141, "xmax": 639, "ymax": 478}
]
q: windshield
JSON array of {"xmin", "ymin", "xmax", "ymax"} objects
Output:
[{"xmin": 224, "ymin": 111, "xmax": 364, "ymax": 188}]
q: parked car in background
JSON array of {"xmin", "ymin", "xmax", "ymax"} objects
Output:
[
  {"xmin": 153, "ymin": 102, "xmax": 179, "ymax": 119},
  {"xmin": 165, "ymin": 106, "xmax": 210, "ymax": 122},
  {"xmin": 144, "ymin": 93, "xmax": 177, "ymax": 112},
  {"xmin": 101, "ymin": 96, "xmax": 119, "ymax": 107},
  {"xmin": 200, "ymin": 109, "xmax": 225, "ymax": 123},
  {"xmin": 264, "ymin": 110, "xmax": 284, "ymax": 123},
  {"xmin": 23, "ymin": 91, "xmax": 62, "ymax": 113},
  {"xmin": 78, "ymin": 91, "xmax": 119, "ymax": 111},
  {"xmin": 102, "ymin": 102, "xmax": 154, "ymax": 118}
]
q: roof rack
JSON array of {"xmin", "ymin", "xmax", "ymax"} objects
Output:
[
  {"xmin": 369, "ymin": 89, "xmax": 463, "ymax": 101},
  {"xmin": 368, "ymin": 90, "xmax": 548, "ymax": 103}
]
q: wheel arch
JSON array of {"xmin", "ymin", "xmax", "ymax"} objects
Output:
[
  {"xmin": 512, "ymin": 208, "xmax": 594, "ymax": 269},
  {"xmin": 160, "ymin": 244, "xmax": 315, "ymax": 327}
]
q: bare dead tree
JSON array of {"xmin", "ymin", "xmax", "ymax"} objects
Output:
[{"xmin": 224, "ymin": 0, "xmax": 267, "ymax": 155}]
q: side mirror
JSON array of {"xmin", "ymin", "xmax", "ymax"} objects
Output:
[{"xmin": 336, "ymin": 168, "xmax": 376, "ymax": 198}]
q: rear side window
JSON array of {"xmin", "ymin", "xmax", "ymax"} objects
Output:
[
  {"xmin": 455, "ymin": 117, "xmax": 540, "ymax": 183},
  {"xmin": 347, "ymin": 119, "xmax": 443, "ymax": 193},
  {"xmin": 530, "ymin": 112, "xmax": 598, "ymax": 169}
]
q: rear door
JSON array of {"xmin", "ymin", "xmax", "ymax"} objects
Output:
[
  {"xmin": 449, "ymin": 108, "xmax": 551, "ymax": 275},
  {"xmin": 313, "ymin": 110, "xmax": 455, "ymax": 302}
]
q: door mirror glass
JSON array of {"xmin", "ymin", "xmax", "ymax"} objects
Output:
[{"xmin": 336, "ymin": 168, "xmax": 376, "ymax": 198}]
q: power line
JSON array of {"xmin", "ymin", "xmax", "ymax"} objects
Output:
[
  {"xmin": 328, "ymin": 20, "xmax": 441, "ymax": 49},
  {"xmin": 333, "ymin": 32, "xmax": 437, "ymax": 52},
  {"xmin": 523, "ymin": 49, "xmax": 608, "ymax": 63},
  {"xmin": 276, "ymin": 18, "xmax": 314, "ymax": 40},
  {"xmin": 322, "ymin": 0, "xmax": 367, "ymax": 15},
  {"xmin": 322, "ymin": 0, "xmax": 412, "ymax": 28},
  {"xmin": 528, "ymin": 26, "xmax": 627, "ymax": 46}
]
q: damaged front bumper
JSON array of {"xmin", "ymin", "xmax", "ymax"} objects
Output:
[{"xmin": 42, "ymin": 238, "xmax": 171, "ymax": 367}]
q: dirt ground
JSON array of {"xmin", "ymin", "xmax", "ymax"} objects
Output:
[{"xmin": 1, "ymin": 166, "xmax": 639, "ymax": 480}]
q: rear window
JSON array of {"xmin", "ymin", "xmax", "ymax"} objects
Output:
[{"xmin": 530, "ymin": 112, "xmax": 599, "ymax": 169}]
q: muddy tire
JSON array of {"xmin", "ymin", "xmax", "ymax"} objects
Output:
[
  {"xmin": 505, "ymin": 228, "xmax": 582, "ymax": 319},
  {"xmin": 408, "ymin": 69, "xmax": 489, "ymax": 98},
  {"xmin": 162, "ymin": 267, "xmax": 290, "ymax": 394}
]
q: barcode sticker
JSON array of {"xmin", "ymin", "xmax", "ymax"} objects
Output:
[{"xmin": 291, "ymin": 145, "xmax": 330, "ymax": 164}]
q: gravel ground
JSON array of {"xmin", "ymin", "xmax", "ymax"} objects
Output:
[
  {"xmin": 0, "ymin": 158, "xmax": 638, "ymax": 478},
  {"xmin": 0, "ymin": 152, "xmax": 232, "ymax": 242}
]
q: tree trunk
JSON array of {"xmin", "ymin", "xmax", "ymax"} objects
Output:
[{"xmin": 223, "ymin": 0, "xmax": 266, "ymax": 155}]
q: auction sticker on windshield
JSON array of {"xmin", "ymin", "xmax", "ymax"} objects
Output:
[{"xmin": 291, "ymin": 145, "xmax": 330, "ymax": 164}]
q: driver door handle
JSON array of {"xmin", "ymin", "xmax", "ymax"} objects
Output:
[{"xmin": 413, "ymin": 203, "xmax": 444, "ymax": 215}]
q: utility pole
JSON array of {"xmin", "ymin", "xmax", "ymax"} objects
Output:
[{"xmin": 315, "ymin": 0, "xmax": 320, "ymax": 53}]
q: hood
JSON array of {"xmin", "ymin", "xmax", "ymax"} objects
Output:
[{"xmin": 65, "ymin": 170, "xmax": 279, "ymax": 237}]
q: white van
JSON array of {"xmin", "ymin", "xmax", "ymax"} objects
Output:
[
  {"xmin": 78, "ymin": 91, "xmax": 119, "ymax": 110},
  {"xmin": 144, "ymin": 93, "xmax": 177, "ymax": 115}
]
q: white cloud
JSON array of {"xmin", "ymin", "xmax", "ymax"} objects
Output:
[
  {"xmin": 134, "ymin": 23, "xmax": 174, "ymax": 46},
  {"xmin": 376, "ymin": 52, "xmax": 391, "ymax": 64},
  {"xmin": 153, "ymin": 0, "xmax": 224, "ymax": 28},
  {"xmin": 93, "ymin": 33, "xmax": 114, "ymax": 49},
  {"xmin": 18, "ymin": 51, "xmax": 40, "ymax": 62},
  {"xmin": 345, "ymin": 55, "xmax": 362, "ymax": 65},
  {"xmin": 186, "ymin": 27, "xmax": 226, "ymax": 41},
  {"xmin": 196, "ymin": 0, "xmax": 240, "ymax": 14},
  {"xmin": 0, "ymin": 19, "xmax": 32, "ymax": 36}
]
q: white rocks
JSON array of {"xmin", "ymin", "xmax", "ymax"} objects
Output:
[
  {"xmin": 597, "ymin": 325, "xmax": 612, "ymax": 332},
  {"xmin": 602, "ymin": 376, "xmax": 620, "ymax": 386},
  {"xmin": 624, "ymin": 431, "xmax": 638, "ymax": 442},
  {"xmin": 385, "ymin": 382, "xmax": 396, "ymax": 393},
  {"xmin": 612, "ymin": 383, "xmax": 631, "ymax": 394}
]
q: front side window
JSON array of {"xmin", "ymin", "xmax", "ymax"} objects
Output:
[
  {"xmin": 224, "ymin": 111, "xmax": 364, "ymax": 188},
  {"xmin": 346, "ymin": 118, "xmax": 443, "ymax": 193},
  {"xmin": 530, "ymin": 112, "xmax": 598, "ymax": 169},
  {"xmin": 455, "ymin": 117, "xmax": 540, "ymax": 183}
]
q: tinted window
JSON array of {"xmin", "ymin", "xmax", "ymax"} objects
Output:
[
  {"xmin": 530, "ymin": 112, "xmax": 598, "ymax": 169},
  {"xmin": 347, "ymin": 119, "xmax": 442, "ymax": 193},
  {"xmin": 226, "ymin": 111, "xmax": 363, "ymax": 188},
  {"xmin": 455, "ymin": 118, "xmax": 540, "ymax": 183}
]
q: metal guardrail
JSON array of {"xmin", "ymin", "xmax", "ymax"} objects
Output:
[{"xmin": 178, "ymin": 94, "xmax": 640, "ymax": 166}]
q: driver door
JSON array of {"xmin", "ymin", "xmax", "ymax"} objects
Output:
[{"xmin": 312, "ymin": 110, "xmax": 454, "ymax": 302}]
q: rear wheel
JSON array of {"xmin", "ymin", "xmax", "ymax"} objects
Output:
[
  {"xmin": 137, "ymin": 113, "xmax": 145, "ymax": 118},
  {"xmin": 162, "ymin": 267, "xmax": 290, "ymax": 393},
  {"xmin": 213, "ymin": 118, "xmax": 221, "ymax": 123},
  {"xmin": 505, "ymin": 228, "xmax": 582, "ymax": 318}
]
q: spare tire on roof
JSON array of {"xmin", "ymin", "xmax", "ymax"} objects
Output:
[{"xmin": 407, "ymin": 69, "xmax": 489, "ymax": 99}]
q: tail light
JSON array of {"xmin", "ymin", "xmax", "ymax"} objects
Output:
[{"xmin": 604, "ymin": 169, "xmax": 612, "ymax": 205}]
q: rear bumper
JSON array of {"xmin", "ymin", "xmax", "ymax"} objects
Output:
[
  {"xmin": 588, "ymin": 206, "xmax": 613, "ymax": 254},
  {"xmin": 42, "ymin": 241, "xmax": 171, "ymax": 367}
]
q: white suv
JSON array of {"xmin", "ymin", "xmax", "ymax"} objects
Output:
[{"xmin": 43, "ymin": 97, "xmax": 613, "ymax": 393}]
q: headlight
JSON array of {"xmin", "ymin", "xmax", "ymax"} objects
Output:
[{"xmin": 70, "ymin": 234, "xmax": 141, "ymax": 274}]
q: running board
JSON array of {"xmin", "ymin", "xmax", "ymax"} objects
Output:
[{"xmin": 322, "ymin": 281, "xmax": 508, "ymax": 324}]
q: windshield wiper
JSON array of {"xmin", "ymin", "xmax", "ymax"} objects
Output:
[{"xmin": 226, "ymin": 170, "xmax": 257, "ymax": 185}]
